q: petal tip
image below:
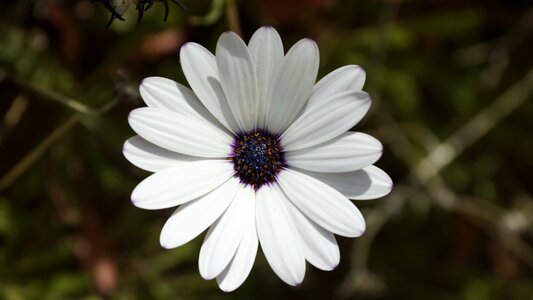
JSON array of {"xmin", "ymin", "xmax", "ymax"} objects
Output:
[
  {"xmin": 302, "ymin": 38, "xmax": 319, "ymax": 50},
  {"xmin": 220, "ymin": 31, "xmax": 240, "ymax": 41},
  {"xmin": 121, "ymin": 141, "xmax": 129, "ymax": 156},
  {"xmin": 140, "ymin": 76, "xmax": 164, "ymax": 89},
  {"xmin": 356, "ymin": 224, "xmax": 367, "ymax": 237},
  {"xmin": 346, "ymin": 216, "xmax": 367, "ymax": 238},
  {"xmin": 159, "ymin": 232, "xmax": 180, "ymax": 249},
  {"xmin": 220, "ymin": 31, "xmax": 233, "ymax": 39},
  {"xmin": 140, "ymin": 76, "xmax": 154, "ymax": 84},
  {"xmin": 198, "ymin": 261, "xmax": 217, "ymax": 281},
  {"xmin": 127, "ymin": 109, "xmax": 140, "ymax": 124},
  {"xmin": 256, "ymin": 25, "xmax": 278, "ymax": 36},
  {"xmin": 130, "ymin": 192, "xmax": 146, "ymax": 208},
  {"xmin": 293, "ymin": 278, "xmax": 304, "ymax": 286},
  {"xmin": 130, "ymin": 189, "xmax": 148, "ymax": 209},
  {"xmin": 319, "ymin": 262, "xmax": 338, "ymax": 271},
  {"xmin": 200, "ymin": 272, "xmax": 216, "ymax": 281},
  {"xmin": 379, "ymin": 170, "xmax": 394, "ymax": 193},
  {"xmin": 159, "ymin": 239, "xmax": 172, "ymax": 250},
  {"xmin": 218, "ymin": 284, "xmax": 237, "ymax": 293},
  {"xmin": 349, "ymin": 228, "xmax": 365, "ymax": 238},
  {"xmin": 180, "ymin": 42, "xmax": 195, "ymax": 53},
  {"xmin": 130, "ymin": 196, "xmax": 140, "ymax": 207},
  {"xmin": 283, "ymin": 272, "xmax": 305, "ymax": 287}
]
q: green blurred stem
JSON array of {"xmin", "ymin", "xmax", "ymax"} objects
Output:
[
  {"xmin": 14, "ymin": 78, "xmax": 119, "ymax": 115},
  {"xmin": 0, "ymin": 77, "xmax": 121, "ymax": 190},
  {"xmin": 0, "ymin": 114, "xmax": 79, "ymax": 191},
  {"xmin": 413, "ymin": 67, "xmax": 533, "ymax": 184},
  {"xmin": 187, "ymin": 0, "xmax": 242, "ymax": 35},
  {"xmin": 349, "ymin": 67, "xmax": 533, "ymax": 283},
  {"xmin": 225, "ymin": 0, "xmax": 242, "ymax": 36},
  {"xmin": 188, "ymin": 0, "xmax": 224, "ymax": 26}
]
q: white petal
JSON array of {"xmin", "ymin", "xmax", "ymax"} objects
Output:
[
  {"xmin": 216, "ymin": 32, "xmax": 259, "ymax": 132},
  {"xmin": 128, "ymin": 107, "xmax": 232, "ymax": 158},
  {"xmin": 281, "ymin": 90, "xmax": 371, "ymax": 151},
  {"xmin": 131, "ymin": 160, "xmax": 234, "ymax": 210},
  {"xmin": 277, "ymin": 168, "xmax": 366, "ymax": 238},
  {"xmin": 285, "ymin": 132, "xmax": 383, "ymax": 173},
  {"xmin": 216, "ymin": 197, "xmax": 258, "ymax": 292},
  {"xmin": 123, "ymin": 136, "xmax": 200, "ymax": 173},
  {"xmin": 295, "ymin": 165, "xmax": 393, "ymax": 200},
  {"xmin": 248, "ymin": 26, "xmax": 284, "ymax": 129},
  {"xmin": 159, "ymin": 177, "xmax": 241, "ymax": 249},
  {"xmin": 199, "ymin": 185, "xmax": 254, "ymax": 280},
  {"xmin": 180, "ymin": 43, "xmax": 239, "ymax": 132},
  {"xmin": 139, "ymin": 77, "xmax": 222, "ymax": 127},
  {"xmin": 256, "ymin": 184, "xmax": 306, "ymax": 286},
  {"xmin": 285, "ymin": 201, "xmax": 340, "ymax": 271},
  {"xmin": 307, "ymin": 65, "xmax": 366, "ymax": 108},
  {"xmin": 265, "ymin": 38, "xmax": 319, "ymax": 134}
]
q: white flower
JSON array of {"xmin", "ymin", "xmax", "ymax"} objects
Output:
[{"xmin": 123, "ymin": 26, "xmax": 392, "ymax": 292}]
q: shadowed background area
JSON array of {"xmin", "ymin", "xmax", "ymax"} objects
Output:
[{"xmin": 1, "ymin": 0, "xmax": 532, "ymax": 299}]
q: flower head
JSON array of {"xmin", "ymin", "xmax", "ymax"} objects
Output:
[{"xmin": 123, "ymin": 26, "xmax": 392, "ymax": 292}]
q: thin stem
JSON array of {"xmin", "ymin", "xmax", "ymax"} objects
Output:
[
  {"xmin": 0, "ymin": 114, "xmax": 79, "ymax": 191},
  {"xmin": 412, "ymin": 67, "xmax": 533, "ymax": 185},
  {"xmin": 354, "ymin": 66, "xmax": 533, "ymax": 274},
  {"xmin": 341, "ymin": 19, "xmax": 533, "ymax": 294},
  {"xmin": 13, "ymin": 77, "xmax": 119, "ymax": 116},
  {"xmin": 188, "ymin": 0, "xmax": 224, "ymax": 26},
  {"xmin": 1, "ymin": 72, "xmax": 122, "ymax": 190},
  {"xmin": 225, "ymin": 0, "xmax": 242, "ymax": 36}
]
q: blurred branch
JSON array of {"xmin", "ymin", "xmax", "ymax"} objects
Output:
[
  {"xmin": 454, "ymin": 8, "xmax": 533, "ymax": 89},
  {"xmin": 0, "ymin": 75, "xmax": 123, "ymax": 191},
  {"xmin": 346, "ymin": 65, "xmax": 533, "ymax": 284},
  {"xmin": 412, "ymin": 67, "xmax": 533, "ymax": 185},
  {"xmin": 1, "ymin": 94, "xmax": 29, "ymax": 144},
  {"xmin": 0, "ymin": 114, "xmax": 79, "ymax": 191},
  {"xmin": 187, "ymin": 0, "xmax": 242, "ymax": 35},
  {"xmin": 225, "ymin": 0, "xmax": 242, "ymax": 36},
  {"xmin": 367, "ymin": 0, "xmax": 399, "ymax": 99},
  {"xmin": 362, "ymin": 63, "xmax": 533, "ymax": 271},
  {"xmin": 342, "ymin": 13, "xmax": 533, "ymax": 293},
  {"xmin": 455, "ymin": 197, "xmax": 533, "ymax": 267},
  {"xmin": 418, "ymin": 172, "xmax": 533, "ymax": 267},
  {"xmin": 188, "ymin": 0, "xmax": 225, "ymax": 26},
  {"xmin": 339, "ymin": 2, "xmax": 400, "ymax": 297},
  {"xmin": 12, "ymin": 77, "xmax": 120, "ymax": 116}
]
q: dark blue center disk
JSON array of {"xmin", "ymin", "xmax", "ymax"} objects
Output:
[{"xmin": 231, "ymin": 130, "xmax": 285, "ymax": 189}]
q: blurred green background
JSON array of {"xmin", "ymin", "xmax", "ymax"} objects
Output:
[{"xmin": 1, "ymin": 0, "xmax": 533, "ymax": 299}]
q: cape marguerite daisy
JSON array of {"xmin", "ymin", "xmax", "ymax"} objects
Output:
[{"xmin": 123, "ymin": 26, "xmax": 392, "ymax": 292}]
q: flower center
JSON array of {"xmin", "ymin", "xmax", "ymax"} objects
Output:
[{"xmin": 231, "ymin": 130, "xmax": 285, "ymax": 189}]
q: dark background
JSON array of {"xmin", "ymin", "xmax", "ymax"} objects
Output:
[{"xmin": 1, "ymin": 0, "xmax": 532, "ymax": 299}]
